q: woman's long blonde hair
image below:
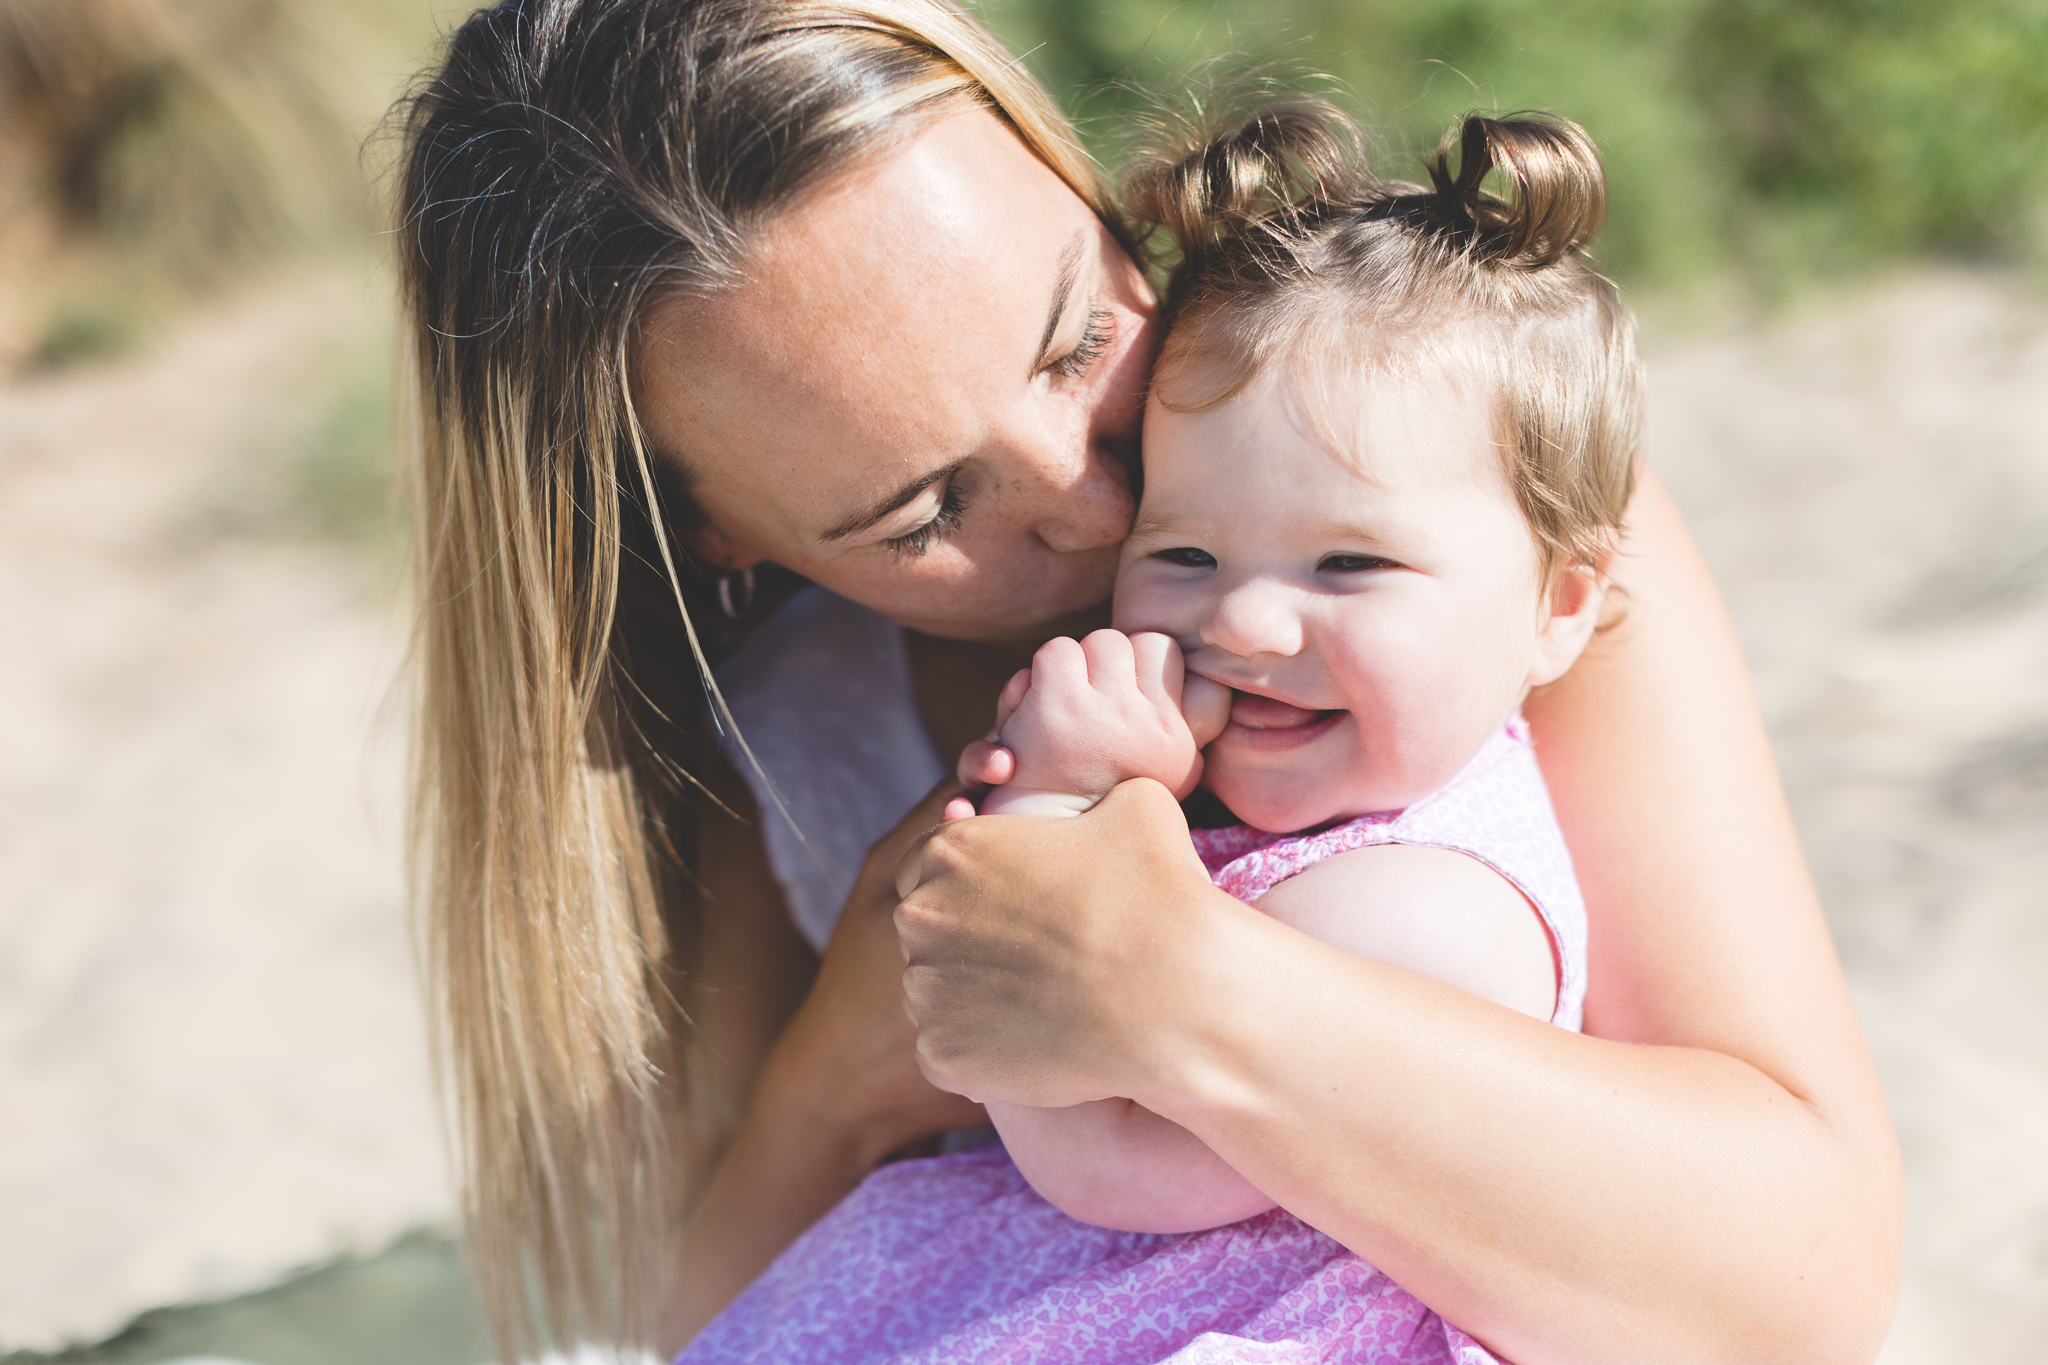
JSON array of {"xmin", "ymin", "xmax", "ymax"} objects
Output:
[{"xmin": 394, "ymin": 2, "xmax": 1110, "ymax": 1356}]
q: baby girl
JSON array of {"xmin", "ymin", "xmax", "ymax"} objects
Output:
[{"xmin": 951, "ymin": 104, "xmax": 1640, "ymax": 1233}]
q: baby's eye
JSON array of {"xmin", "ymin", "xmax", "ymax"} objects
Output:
[
  {"xmin": 1152, "ymin": 546, "xmax": 1217, "ymax": 569},
  {"xmin": 1319, "ymin": 552, "xmax": 1398, "ymax": 573}
]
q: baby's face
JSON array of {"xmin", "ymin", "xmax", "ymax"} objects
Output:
[{"xmin": 1113, "ymin": 365, "xmax": 1579, "ymax": 832}]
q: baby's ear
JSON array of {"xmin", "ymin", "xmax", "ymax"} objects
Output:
[{"xmin": 1526, "ymin": 550, "xmax": 1611, "ymax": 688}]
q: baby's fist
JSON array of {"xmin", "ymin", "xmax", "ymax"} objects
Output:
[{"xmin": 979, "ymin": 629, "xmax": 1206, "ymax": 816}]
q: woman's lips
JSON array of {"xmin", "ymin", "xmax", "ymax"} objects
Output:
[{"xmin": 1219, "ymin": 691, "xmax": 1343, "ymax": 751}]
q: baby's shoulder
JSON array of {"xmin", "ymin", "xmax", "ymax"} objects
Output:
[{"xmin": 1255, "ymin": 843, "xmax": 1558, "ymax": 1021}]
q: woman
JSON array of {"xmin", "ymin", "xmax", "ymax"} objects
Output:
[{"xmin": 396, "ymin": 2, "xmax": 1900, "ymax": 1363}]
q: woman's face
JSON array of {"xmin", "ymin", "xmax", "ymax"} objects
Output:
[{"xmin": 634, "ymin": 107, "xmax": 1157, "ymax": 644}]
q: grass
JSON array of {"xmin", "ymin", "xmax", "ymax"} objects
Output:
[
  {"xmin": 0, "ymin": 1232, "xmax": 483, "ymax": 1365},
  {"xmin": 972, "ymin": 0, "xmax": 2048, "ymax": 289}
]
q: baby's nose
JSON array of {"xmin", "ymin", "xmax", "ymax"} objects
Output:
[{"xmin": 1201, "ymin": 580, "xmax": 1305, "ymax": 660}]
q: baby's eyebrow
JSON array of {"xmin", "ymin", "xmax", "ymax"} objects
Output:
[{"xmin": 1124, "ymin": 512, "xmax": 1197, "ymax": 542}]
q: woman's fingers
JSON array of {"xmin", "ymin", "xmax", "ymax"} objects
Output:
[{"xmin": 895, "ymin": 779, "xmax": 1220, "ymax": 1106}]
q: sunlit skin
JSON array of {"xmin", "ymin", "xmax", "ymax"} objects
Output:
[
  {"xmin": 633, "ymin": 107, "xmax": 1157, "ymax": 645},
  {"xmin": 647, "ymin": 103, "xmax": 1900, "ymax": 1365},
  {"xmin": 645, "ymin": 106, "xmax": 1159, "ymax": 1346},
  {"xmin": 1116, "ymin": 366, "xmax": 1605, "ymax": 833},
  {"xmin": 953, "ymin": 360, "xmax": 1590, "ymax": 1233}
]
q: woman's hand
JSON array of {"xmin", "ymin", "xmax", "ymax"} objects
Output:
[
  {"xmin": 757, "ymin": 775, "xmax": 991, "ymax": 1159},
  {"xmin": 896, "ymin": 778, "xmax": 1237, "ymax": 1108}
]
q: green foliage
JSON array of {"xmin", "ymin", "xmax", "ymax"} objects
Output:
[
  {"xmin": 208, "ymin": 334, "xmax": 396, "ymax": 558},
  {"xmin": 972, "ymin": 0, "xmax": 2048, "ymax": 285},
  {"xmin": 25, "ymin": 300, "xmax": 142, "ymax": 370},
  {"xmin": 1, "ymin": 1231, "xmax": 481, "ymax": 1365}
]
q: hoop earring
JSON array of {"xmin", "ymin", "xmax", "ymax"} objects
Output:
[{"xmin": 717, "ymin": 566, "xmax": 756, "ymax": 620}]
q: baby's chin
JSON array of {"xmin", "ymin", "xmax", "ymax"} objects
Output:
[
  {"xmin": 1205, "ymin": 768, "xmax": 1423, "ymax": 835},
  {"xmin": 1202, "ymin": 781, "xmax": 1352, "ymax": 837}
]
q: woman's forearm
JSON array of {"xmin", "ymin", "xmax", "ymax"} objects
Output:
[
  {"xmin": 665, "ymin": 768, "xmax": 989, "ymax": 1352},
  {"xmin": 1134, "ymin": 890, "xmax": 1895, "ymax": 1365},
  {"xmin": 1159, "ymin": 475, "xmax": 1896, "ymax": 1363},
  {"xmin": 662, "ymin": 1094, "xmax": 885, "ymax": 1349}
]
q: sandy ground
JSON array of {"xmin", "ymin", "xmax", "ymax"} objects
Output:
[
  {"xmin": 1644, "ymin": 273, "xmax": 2048, "ymax": 1363},
  {"xmin": 0, "ymin": 268, "xmax": 447, "ymax": 1350},
  {"xmin": 0, "ymin": 266, "xmax": 2043, "ymax": 1359}
]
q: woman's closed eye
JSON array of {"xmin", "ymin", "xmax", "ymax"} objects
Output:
[
  {"xmin": 1047, "ymin": 307, "xmax": 1113, "ymax": 381},
  {"xmin": 883, "ymin": 479, "xmax": 969, "ymax": 559}
]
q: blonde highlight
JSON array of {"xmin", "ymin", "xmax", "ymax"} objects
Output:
[{"xmin": 394, "ymin": 2, "xmax": 1109, "ymax": 1356}]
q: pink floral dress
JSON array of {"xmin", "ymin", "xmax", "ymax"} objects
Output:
[{"xmin": 680, "ymin": 716, "xmax": 1585, "ymax": 1365}]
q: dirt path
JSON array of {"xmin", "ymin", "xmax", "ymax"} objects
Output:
[
  {"xmin": 1645, "ymin": 272, "xmax": 2048, "ymax": 1364},
  {"xmin": 0, "ymin": 267, "xmax": 446, "ymax": 1349},
  {"xmin": 0, "ymin": 267, "xmax": 2042, "ymax": 1358}
]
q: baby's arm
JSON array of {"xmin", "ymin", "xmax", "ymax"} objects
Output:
[
  {"xmin": 1253, "ymin": 844, "xmax": 1558, "ymax": 1024},
  {"xmin": 996, "ymin": 841, "xmax": 1560, "ymax": 1234},
  {"xmin": 943, "ymin": 632, "xmax": 1266, "ymax": 1230},
  {"xmin": 952, "ymin": 635, "xmax": 1555, "ymax": 1232}
]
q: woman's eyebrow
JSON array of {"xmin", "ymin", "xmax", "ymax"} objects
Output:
[
  {"xmin": 818, "ymin": 462, "xmax": 959, "ymax": 543},
  {"xmin": 1030, "ymin": 235, "xmax": 1088, "ymax": 373}
]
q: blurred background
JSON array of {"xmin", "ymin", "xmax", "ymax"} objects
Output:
[{"xmin": 0, "ymin": 1, "xmax": 2043, "ymax": 1362}]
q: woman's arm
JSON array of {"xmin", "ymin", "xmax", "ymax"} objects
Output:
[
  {"xmin": 897, "ymin": 471, "xmax": 1900, "ymax": 1365},
  {"xmin": 660, "ymin": 762, "xmax": 985, "ymax": 1353}
]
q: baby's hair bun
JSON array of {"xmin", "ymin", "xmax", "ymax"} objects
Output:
[
  {"xmin": 1124, "ymin": 96, "xmax": 1367, "ymax": 268},
  {"xmin": 1426, "ymin": 113, "xmax": 1606, "ymax": 268}
]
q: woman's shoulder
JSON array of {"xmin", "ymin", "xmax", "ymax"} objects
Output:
[
  {"xmin": 717, "ymin": 584, "xmax": 900, "ymax": 700},
  {"xmin": 713, "ymin": 586, "xmax": 947, "ymax": 950}
]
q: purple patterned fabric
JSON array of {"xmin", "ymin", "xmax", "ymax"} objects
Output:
[
  {"xmin": 680, "ymin": 1145, "xmax": 1502, "ymax": 1364},
  {"xmin": 1190, "ymin": 714, "xmax": 1585, "ymax": 1030},
  {"xmin": 679, "ymin": 714, "xmax": 1583, "ymax": 1364}
]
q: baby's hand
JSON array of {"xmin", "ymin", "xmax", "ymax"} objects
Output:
[{"xmin": 956, "ymin": 630, "xmax": 1230, "ymax": 818}]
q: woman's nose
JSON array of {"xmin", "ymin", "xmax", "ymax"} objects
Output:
[
  {"xmin": 1029, "ymin": 437, "xmax": 1134, "ymax": 554},
  {"xmin": 1201, "ymin": 579, "xmax": 1305, "ymax": 660}
]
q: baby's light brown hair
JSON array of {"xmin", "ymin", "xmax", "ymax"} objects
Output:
[{"xmin": 1125, "ymin": 101, "xmax": 1642, "ymax": 575}]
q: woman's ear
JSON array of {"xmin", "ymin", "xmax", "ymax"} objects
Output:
[
  {"xmin": 1525, "ymin": 553, "xmax": 1610, "ymax": 688},
  {"xmin": 682, "ymin": 520, "xmax": 767, "ymax": 573}
]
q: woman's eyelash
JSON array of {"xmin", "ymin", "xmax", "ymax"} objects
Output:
[
  {"xmin": 883, "ymin": 480, "xmax": 968, "ymax": 560},
  {"xmin": 1050, "ymin": 307, "xmax": 1113, "ymax": 380}
]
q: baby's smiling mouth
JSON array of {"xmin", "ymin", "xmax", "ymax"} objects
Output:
[
  {"xmin": 1228, "ymin": 691, "xmax": 1336, "ymax": 731},
  {"xmin": 1214, "ymin": 689, "xmax": 1347, "ymax": 755}
]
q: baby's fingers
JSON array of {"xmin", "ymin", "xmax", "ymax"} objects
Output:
[
  {"xmin": 1078, "ymin": 628, "xmax": 1138, "ymax": 689},
  {"xmin": 1181, "ymin": 672, "xmax": 1233, "ymax": 748},
  {"xmin": 1127, "ymin": 632, "xmax": 1186, "ymax": 712},
  {"xmin": 992, "ymin": 668, "xmax": 1033, "ymax": 730},
  {"xmin": 956, "ymin": 737, "xmax": 1015, "ymax": 788}
]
